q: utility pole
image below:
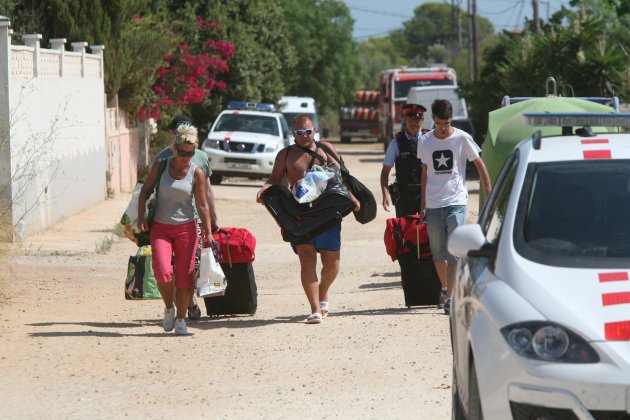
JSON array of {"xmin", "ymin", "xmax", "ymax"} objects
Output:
[
  {"xmin": 533, "ymin": 0, "xmax": 541, "ymax": 33},
  {"xmin": 468, "ymin": 0, "xmax": 479, "ymax": 80}
]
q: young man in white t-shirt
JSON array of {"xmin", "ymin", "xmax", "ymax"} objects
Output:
[{"xmin": 417, "ymin": 99, "xmax": 492, "ymax": 314}]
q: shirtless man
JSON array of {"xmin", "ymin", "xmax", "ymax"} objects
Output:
[{"xmin": 256, "ymin": 115, "xmax": 359, "ymax": 324}]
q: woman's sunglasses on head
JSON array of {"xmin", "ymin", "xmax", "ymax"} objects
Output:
[{"xmin": 175, "ymin": 121, "xmax": 194, "ymax": 129}]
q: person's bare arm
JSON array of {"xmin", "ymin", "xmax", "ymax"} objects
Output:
[
  {"xmin": 137, "ymin": 160, "xmax": 161, "ymax": 232},
  {"xmin": 193, "ymin": 168, "xmax": 212, "ymax": 239},
  {"xmin": 420, "ymin": 163, "xmax": 428, "ymax": 216},
  {"xmin": 256, "ymin": 147, "xmax": 289, "ymax": 204},
  {"xmin": 473, "ymin": 157, "xmax": 492, "ymax": 199},
  {"xmin": 205, "ymin": 180, "xmax": 219, "ymax": 232},
  {"xmin": 380, "ymin": 165, "xmax": 393, "ymax": 212},
  {"xmin": 320, "ymin": 141, "xmax": 360, "ymax": 211}
]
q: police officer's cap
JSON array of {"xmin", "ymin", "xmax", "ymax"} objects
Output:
[{"xmin": 402, "ymin": 103, "xmax": 427, "ymax": 118}]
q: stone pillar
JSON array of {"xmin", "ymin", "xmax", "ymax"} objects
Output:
[
  {"xmin": 22, "ymin": 33, "xmax": 41, "ymax": 77},
  {"xmin": 0, "ymin": 16, "xmax": 13, "ymax": 241},
  {"xmin": 91, "ymin": 45, "xmax": 104, "ymax": 79},
  {"xmin": 71, "ymin": 41, "xmax": 88, "ymax": 78},
  {"xmin": 50, "ymin": 38, "xmax": 66, "ymax": 78}
]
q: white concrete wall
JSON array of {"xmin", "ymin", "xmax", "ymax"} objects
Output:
[{"xmin": 0, "ymin": 19, "xmax": 107, "ymax": 240}]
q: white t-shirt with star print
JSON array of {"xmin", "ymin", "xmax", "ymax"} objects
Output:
[{"xmin": 417, "ymin": 127, "xmax": 480, "ymax": 209}]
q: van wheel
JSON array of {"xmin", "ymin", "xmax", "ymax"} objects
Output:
[
  {"xmin": 210, "ymin": 173, "xmax": 223, "ymax": 185},
  {"xmin": 341, "ymin": 136, "xmax": 351, "ymax": 143}
]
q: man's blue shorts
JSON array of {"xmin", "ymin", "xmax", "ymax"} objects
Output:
[
  {"xmin": 425, "ymin": 205, "xmax": 466, "ymax": 264},
  {"xmin": 291, "ymin": 223, "xmax": 341, "ymax": 253}
]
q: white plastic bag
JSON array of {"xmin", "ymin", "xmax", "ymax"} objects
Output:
[
  {"xmin": 196, "ymin": 247, "xmax": 227, "ymax": 297},
  {"xmin": 291, "ymin": 165, "xmax": 336, "ymax": 203}
]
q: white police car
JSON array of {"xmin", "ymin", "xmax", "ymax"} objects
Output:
[
  {"xmin": 447, "ymin": 112, "xmax": 630, "ymax": 419},
  {"xmin": 203, "ymin": 101, "xmax": 291, "ymax": 184}
]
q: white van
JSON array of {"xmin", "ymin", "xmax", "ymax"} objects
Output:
[
  {"xmin": 406, "ymin": 86, "xmax": 467, "ymax": 131},
  {"xmin": 279, "ymin": 96, "xmax": 320, "ymax": 142}
]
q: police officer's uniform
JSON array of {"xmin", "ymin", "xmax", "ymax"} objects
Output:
[{"xmin": 383, "ymin": 103, "xmax": 427, "ymax": 217}]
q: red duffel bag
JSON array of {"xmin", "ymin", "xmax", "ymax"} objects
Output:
[
  {"xmin": 384, "ymin": 215, "xmax": 432, "ymax": 262},
  {"xmin": 212, "ymin": 228, "xmax": 256, "ymax": 266}
]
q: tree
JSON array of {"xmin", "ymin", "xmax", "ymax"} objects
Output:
[
  {"xmin": 401, "ymin": 2, "xmax": 494, "ymax": 77},
  {"xmin": 461, "ymin": 4, "xmax": 628, "ymax": 143},
  {"xmin": 4, "ymin": 0, "xmax": 175, "ymax": 115},
  {"xmin": 356, "ymin": 35, "xmax": 408, "ymax": 90},
  {"xmin": 137, "ymin": 13, "xmax": 234, "ymax": 125},
  {"xmin": 161, "ymin": 0, "xmax": 296, "ymax": 123},
  {"xmin": 279, "ymin": 0, "xmax": 359, "ymax": 112}
]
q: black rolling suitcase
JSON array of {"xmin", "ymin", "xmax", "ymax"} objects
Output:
[
  {"xmin": 398, "ymin": 252, "xmax": 441, "ymax": 307},
  {"xmin": 204, "ymin": 228, "xmax": 257, "ymax": 316},
  {"xmin": 384, "ymin": 215, "xmax": 441, "ymax": 307},
  {"xmin": 204, "ymin": 262, "xmax": 257, "ymax": 315}
]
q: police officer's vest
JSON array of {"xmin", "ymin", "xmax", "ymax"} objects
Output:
[{"xmin": 394, "ymin": 131, "xmax": 422, "ymax": 185}]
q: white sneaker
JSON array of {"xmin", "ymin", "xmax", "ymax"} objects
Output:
[
  {"xmin": 174, "ymin": 318, "xmax": 188, "ymax": 335},
  {"xmin": 163, "ymin": 308, "xmax": 176, "ymax": 332}
]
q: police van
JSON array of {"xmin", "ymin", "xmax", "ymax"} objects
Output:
[{"xmin": 202, "ymin": 101, "xmax": 291, "ymax": 184}]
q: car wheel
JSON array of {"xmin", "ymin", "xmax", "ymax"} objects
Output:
[
  {"xmin": 341, "ymin": 136, "xmax": 351, "ymax": 143},
  {"xmin": 468, "ymin": 359, "xmax": 484, "ymax": 420},
  {"xmin": 452, "ymin": 362, "xmax": 466, "ymax": 419},
  {"xmin": 210, "ymin": 173, "xmax": 223, "ymax": 185}
]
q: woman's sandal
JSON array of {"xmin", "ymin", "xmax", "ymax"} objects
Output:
[
  {"xmin": 320, "ymin": 301, "xmax": 329, "ymax": 318},
  {"xmin": 306, "ymin": 313, "xmax": 322, "ymax": 324}
]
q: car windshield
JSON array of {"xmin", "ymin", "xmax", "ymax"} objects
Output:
[
  {"xmin": 517, "ymin": 160, "xmax": 630, "ymax": 266},
  {"xmin": 214, "ymin": 114, "xmax": 278, "ymax": 136}
]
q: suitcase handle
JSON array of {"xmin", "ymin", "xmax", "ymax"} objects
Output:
[{"xmin": 217, "ymin": 229, "xmax": 233, "ymax": 268}]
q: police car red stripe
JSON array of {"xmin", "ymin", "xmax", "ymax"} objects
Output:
[
  {"xmin": 581, "ymin": 139, "xmax": 609, "ymax": 144},
  {"xmin": 605, "ymin": 321, "xmax": 630, "ymax": 340},
  {"xmin": 583, "ymin": 149, "xmax": 611, "ymax": 159},
  {"xmin": 599, "ymin": 272, "xmax": 629, "ymax": 282},
  {"xmin": 602, "ymin": 292, "xmax": 630, "ymax": 306}
]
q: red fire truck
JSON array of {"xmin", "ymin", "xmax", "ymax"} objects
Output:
[{"xmin": 379, "ymin": 66, "xmax": 457, "ymax": 148}]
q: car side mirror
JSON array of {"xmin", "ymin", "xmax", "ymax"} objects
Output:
[{"xmin": 448, "ymin": 224, "xmax": 493, "ymax": 258}]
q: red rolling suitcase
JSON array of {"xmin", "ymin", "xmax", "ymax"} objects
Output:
[
  {"xmin": 384, "ymin": 216, "xmax": 441, "ymax": 307},
  {"xmin": 204, "ymin": 228, "xmax": 257, "ymax": 315}
]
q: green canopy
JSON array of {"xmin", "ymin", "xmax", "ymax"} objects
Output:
[{"xmin": 482, "ymin": 97, "xmax": 618, "ymax": 187}]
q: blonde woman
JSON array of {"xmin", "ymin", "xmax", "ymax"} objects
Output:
[{"xmin": 138, "ymin": 124, "xmax": 212, "ymax": 335}]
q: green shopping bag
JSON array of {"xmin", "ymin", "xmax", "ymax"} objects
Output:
[{"xmin": 124, "ymin": 246, "xmax": 161, "ymax": 300}]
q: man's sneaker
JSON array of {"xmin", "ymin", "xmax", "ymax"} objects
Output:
[
  {"xmin": 187, "ymin": 304, "xmax": 201, "ymax": 321},
  {"xmin": 444, "ymin": 297, "xmax": 452, "ymax": 315},
  {"xmin": 163, "ymin": 307, "xmax": 176, "ymax": 332},
  {"xmin": 438, "ymin": 288, "xmax": 448, "ymax": 309},
  {"xmin": 174, "ymin": 318, "xmax": 187, "ymax": 335}
]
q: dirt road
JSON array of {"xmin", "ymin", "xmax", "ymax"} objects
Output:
[{"xmin": 0, "ymin": 139, "xmax": 478, "ymax": 419}]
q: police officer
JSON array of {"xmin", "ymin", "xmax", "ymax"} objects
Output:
[{"xmin": 380, "ymin": 103, "xmax": 427, "ymax": 217}]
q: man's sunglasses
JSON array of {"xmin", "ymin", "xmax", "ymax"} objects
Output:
[
  {"xmin": 176, "ymin": 147, "xmax": 195, "ymax": 158},
  {"xmin": 294, "ymin": 129, "xmax": 314, "ymax": 136}
]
